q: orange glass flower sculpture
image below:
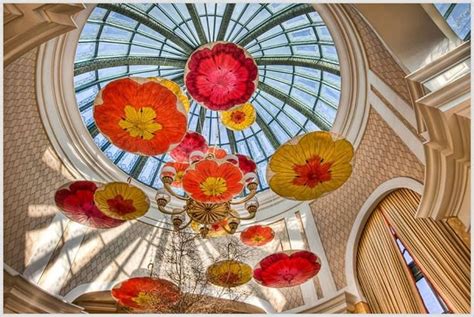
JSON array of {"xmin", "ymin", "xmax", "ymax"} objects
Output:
[
  {"xmin": 240, "ymin": 225, "xmax": 274, "ymax": 247},
  {"xmin": 111, "ymin": 277, "xmax": 180, "ymax": 312},
  {"xmin": 207, "ymin": 260, "xmax": 252, "ymax": 287},
  {"xmin": 267, "ymin": 131, "xmax": 354, "ymax": 201},
  {"xmin": 207, "ymin": 146, "xmax": 228, "ymax": 159},
  {"xmin": 220, "ymin": 102, "xmax": 256, "ymax": 131},
  {"xmin": 170, "ymin": 131, "xmax": 208, "ymax": 163},
  {"xmin": 184, "ymin": 42, "xmax": 258, "ymax": 111},
  {"xmin": 182, "ymin": 158, "xmax": 244, "ymax": 203},
  {"xmin": 94, "ymin": 182, "xmax": 150, "ymax": 220},
  {"xmin": 162, "ymin": 162, "xmax": 190, "ymax": 188},
  {"xmin": 253, "ymin": 250, "xmax": 321, "ymax": 288},
  {"xmin": 54, "ymin": 181, "xmax": 124, "ymax": 229},
  {"xmin": 93, "ymin": 77, "xmax": 187, "ymax": 156}
]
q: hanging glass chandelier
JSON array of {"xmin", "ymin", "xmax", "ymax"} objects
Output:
[{"xmin": 155, "ymin": 150, "xmax": 260, "ymax": 238}]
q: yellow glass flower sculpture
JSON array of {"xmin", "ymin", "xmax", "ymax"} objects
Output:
[
  {"xmin": 267, "ymin": 131, "xmax": 354, "ymax": 201},
  {"xmin": 220, "ymin": 102, "xmax": 256, "ymax": 131},
  {"xmin": 94, "ymin": 182, "xmax": 150, "ymax": 220},
  {"xmin": 207, "ymin": 260, "xmax": 252, "ymax": 288}
]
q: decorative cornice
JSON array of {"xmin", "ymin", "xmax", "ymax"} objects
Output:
[
  {"xmin": 4, "ymin": 3, "xmax": 85, "ymax": 66},
  {"xmin": 4, "ymin": 266, "xmax": 84, "ymax": 313},
  {"xmin": 406, "ymin": 41, "xmax": 471, "ymax": 229}
]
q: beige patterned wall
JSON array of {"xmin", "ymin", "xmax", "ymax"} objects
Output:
[
  {"xmin": 311, "ymin": 108, "xmax": 425, "ymax": 289},
  {"xmin": 345, "ymin": 5, "xmax": 413, "ymax": 105},
  {"xmin": 308, "ymin": 5, "xmax": 426, "ymax": 291},
  {"xmin": 3, "ymin": 48, "xmax": 75, "ymax": 273}
]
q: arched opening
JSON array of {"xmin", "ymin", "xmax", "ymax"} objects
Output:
[{"xmin": 355, "ymin": 188, "xmax": 470, "ymax": 313}]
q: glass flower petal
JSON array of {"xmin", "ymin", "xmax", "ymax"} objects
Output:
[
  {"xmin": 111, "ymin": 277, "xmax": 180, "ymax": 312},
  {"xmin": 184, "ymin": 42, "xmax": 258, "ymax": 111},
  {"xmin": 240, "ymin": 225, "xmax": 274, "ymax": 247},
  {"xmin": 207, "ymin": 260, "xmax": 253, "ymax": 288},
  {"xmin": 267, "ymin": 131, "xmax": 354, "ymax": 201},
  {"xmin": 170, "ymin": 131, "xmax": 208, "ymax": 163},
  {"xmin": 93, "ymin": 77, "xmax": 187, "ymax": 156},
  {"xmin": 94, "ymin": 182, "xmax": 150, "ymax": 220},
  {"xmin": 182, "ymin": 158, "xmax": 244, "ymax": 203},
  {"xmin": 253, "ymin": 250, "xmax": 321, "ymax": 288},
  {"xmin": 54, "ymin": 181, "xmax": 125, "ymax": 229},
  {"xmin": 220, "ymin": 102, "xmax": 256, "ymax": 131}
]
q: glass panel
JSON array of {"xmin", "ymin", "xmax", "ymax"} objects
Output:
[
  {"xmin": 117, "ymin": 153, "xmax": 140, "ymax": 173},
  {"xmin": 446, "ymin": 4, "xmax": 471, "ymax": 39},
  {"xmin": 416, "ymin": 278, "xmax": 446, "ymax": 314}
]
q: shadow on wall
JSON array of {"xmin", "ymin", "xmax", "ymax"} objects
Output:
[{"xmin": 3, "ymin": 47, "xmax": 75, "ymax": 273}]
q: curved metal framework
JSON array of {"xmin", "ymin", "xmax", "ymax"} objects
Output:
[{"xmin": 73, "ymin": 3, "xmax": 342, "ymax": 193}]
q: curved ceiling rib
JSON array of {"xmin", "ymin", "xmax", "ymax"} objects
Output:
[
  {"xmin": 185, "ymin": 4, "xmax": 208, "ymax": 44},
  {"xmin": 74, "ymin": 56, "xmax": 186, "ymax": 76},
  {"xmin": 97, "ymin": 3, "xmax": 195, "ymax": 53},
  {"xmin": 73, "ymin": 3, "xmax": 341, "ymax": 193},
  {"xmin": 236, "ymin": 4, "xmax": 315, "ymax": 47},
  {"xmin": 256, "ymin": 56, "xmax": 340, "ymax": 76},
  {"xmin": 258, "ymin": 81, "xmax": 331, "ymax": 131},
  {"xmin": 216, "ymin": 4, "xmax": 235, "ymax": 41}
]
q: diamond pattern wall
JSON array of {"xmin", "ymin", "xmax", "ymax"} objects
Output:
[{"xmin": 3, "ymin": 48, "xmax": 75, "ymax": 273}]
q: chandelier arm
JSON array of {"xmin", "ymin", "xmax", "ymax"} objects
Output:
[
  {"xmin": 229, "ymin": 189, "xmax": 257, "ymax": 205},
  {"xmin": 163, "ymin": 183, "xmax": 188, "ymax": 201},
  {"xmin": 221, "ymin": 225, "xmax": 234, "ymax": 234},
  {"xmin": 158, "ymin": 204, "xmax": 185, "ymax": 215},
  {"xmin": 228, "ymin": 211, "xmax": 256, "ymax": 221},
  {"xmin": 175, "ymin": 217, "xmax": 193, "ymax": 231}
]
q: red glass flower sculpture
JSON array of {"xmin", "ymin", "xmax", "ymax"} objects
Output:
[
  {"xmin": 182, "ymin": 158, "xmax": 244, "ymax": 203},
  {"xmin": 253, "ymin": 250, "xmax": 321, "ymax": 288},
  {"xmin": 93, "ymin": 77, "xmax": 187, "ymax": 156},
  {"xmin": 240, "ymin": 225, "xmax": 274, "ymax": 247},
  {"xmin": 184, "ymin": 42, "xmax": 258, "ymax": 111},
  {"xmin": 162, "ymin": 162, "xmax": 190, "ymax": 188},
  {"xmin": 54, "ymin": 181, "xmax": 124, "ymax": 229},
  {"xmin": 111, "ymin": 277, "xmax": 180, "ymax": 312},
  {"xmin": 236, "ymin": 154, "xmax": 257, "ymax": 175},
  {"xmin": 170, "ymin": 131, "xmax": 208, "ymax": 163}
]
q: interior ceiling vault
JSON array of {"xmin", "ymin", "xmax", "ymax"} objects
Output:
[{"xmin": 73, "ymin": 3, "xmax": 342, "ymax": 193}]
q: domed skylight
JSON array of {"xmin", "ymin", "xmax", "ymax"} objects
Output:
[{"xmin": 73, "ymin": 3, "xmax": 341, "ymax": 193}]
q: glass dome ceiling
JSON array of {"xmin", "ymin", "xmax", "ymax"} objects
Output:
[{"xmin": 73, "ymin": 3, "xmax": 341, "ymax": 193}]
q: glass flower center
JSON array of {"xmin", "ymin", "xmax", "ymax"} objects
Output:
[
  {"xmin": 292, "ymin": 155, "xmax": 333, "ymax": 188},
  {"xmin": 230, "ymin": 110, "xmax": 246, "ymax": 124},
  {"xmin": 208, "ymin": 68, "xmax": 237, "ymax": 89},
  {"xmin": 283, "ymin": 273, "xmax": 295, "ymax": 282},
  {"xmin": 118, "ymin": 105, "xmax": 162, "ymax": 140},
  {"xmin": 175, "ymin": 171, "xmax": 185, "ymax": 182},
  {"xmin": 218, "ymin": 272, "xmax": 240, "ymax": 284},
  {"xmin": 200, "ymin": 177, "xmax": 228, "ymax": 196},
  {"xmin": 107, "ymin": 194, "xmax": 136, "ymax": 214}
]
